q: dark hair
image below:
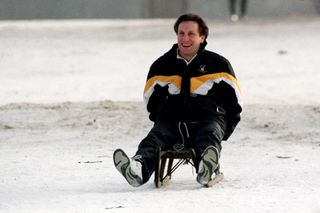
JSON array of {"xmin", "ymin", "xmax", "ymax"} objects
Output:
[{"xmin": 174, "ymin": 13, "xmax": 209, "ymax": 39}]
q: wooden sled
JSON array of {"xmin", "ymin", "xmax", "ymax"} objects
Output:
[{"xmin": 154, "ymin": 147, "xmax": 224, "ymax": 188}]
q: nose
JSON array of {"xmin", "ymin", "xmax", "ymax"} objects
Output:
[{"xmin": 181, "ymin": 34, "xmax": 190, "ymax": 42}]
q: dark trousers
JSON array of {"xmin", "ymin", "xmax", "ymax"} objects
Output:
[
  {"xmin": 229, "ymin": 0, "xmax": 248, "ymax": 17},
  {"xmin": 135, "ymin": 118, "xmax": 226, "ymax": 183}
]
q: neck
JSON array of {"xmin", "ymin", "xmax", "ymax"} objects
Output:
[
  {"xmin": 177, "ymin": 49, "xmax": 198, "ymax": 65},
  {"xmin": 178, "ymin": 50, "xmax": 196, "ymax": 62}
]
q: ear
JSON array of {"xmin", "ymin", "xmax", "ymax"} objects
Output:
[{"xmin": 200, "ymin": 35, "xmax": 205, "ymax": 43}]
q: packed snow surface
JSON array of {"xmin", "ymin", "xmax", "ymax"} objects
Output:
[{"xmin": 1, "ymin": 17, "xmax": 320, "ymax": 212}]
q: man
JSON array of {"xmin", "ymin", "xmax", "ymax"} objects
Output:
[
  {"xmin": 314, "ymin": 0, "xmax": 320, "ymax": 14},
  {"xmin": 113, "ymin": 13, "xmax": 242, "ymax": 187},
  {"xmin": 229, "ymin": 0, "xmax": 248, "ymax": 21}
]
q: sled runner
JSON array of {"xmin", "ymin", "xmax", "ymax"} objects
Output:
[{"xmin": 154, "ymin": 147, "xmax": 224, "ymax": 188}]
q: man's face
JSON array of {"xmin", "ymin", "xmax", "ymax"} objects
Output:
[{"xmin": 177, "ymin": 21, "xmax": 205, "ymax": 61}]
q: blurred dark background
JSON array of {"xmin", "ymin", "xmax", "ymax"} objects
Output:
[{"xmin": 0, "ymin": 0, "xmax": 319, "ymax": 20}]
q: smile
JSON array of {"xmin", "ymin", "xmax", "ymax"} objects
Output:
[{"xmin": 181, "ymin": 44, "xmax": 192, "ymax": 48}]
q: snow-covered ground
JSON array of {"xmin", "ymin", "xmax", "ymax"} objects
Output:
[{"xmin": 1, "ymin": 17, "xmax": 320, "ymax": 212}]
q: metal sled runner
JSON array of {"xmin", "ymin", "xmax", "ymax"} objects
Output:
[{"xmin": 154, "ymin": 147, "xmax": 224, "ymax": 188}]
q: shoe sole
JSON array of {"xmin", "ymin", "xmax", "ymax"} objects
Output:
[
  {"xmin": 113, "ymin": 149, "xmax": 143, "ymax": 187},
  {"xmin": 196, "ymin": 146, "xmax": 219, "ymax": 185}
]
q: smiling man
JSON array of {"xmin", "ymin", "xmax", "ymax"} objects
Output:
[{"xmin": 113, "ymin": 13, "xmax": 242, "ymax": 187}]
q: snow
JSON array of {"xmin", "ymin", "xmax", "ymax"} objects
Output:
[{"xmin": 1, "ymin": 17, "xmax": 320, "ymax": 212}]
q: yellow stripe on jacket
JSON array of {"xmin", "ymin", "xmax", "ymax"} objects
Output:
[
  {"xmin": 143, "ymin": 75, "xmax": 181, "ymax": 105},
  {"xmin": 191, "ymin": 72, "xmax": 241, "ymax": 100},
  {"xmin": 143, "ymin": 72, "xmax": 241, "ymax": 105}
]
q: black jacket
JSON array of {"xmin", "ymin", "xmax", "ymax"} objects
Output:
[{"xmin": 143, "ymin": 42, "xmax": 242, "ymax": 140}]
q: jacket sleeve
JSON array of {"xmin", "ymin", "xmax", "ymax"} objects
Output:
[
  {"xmin": 220, "ymin": 81, "xmax": 242, "ymax": 140},
  {"xmin": 146, "ymin": 84, "xmax": 168, "ymax": 122},
  {"xmin": 143, "ymin": 60, "xmax": 170, "ymax": 122},
  {"xmin": 219, "ymin": 60, "xmax": 242, "ymax": 141}
]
